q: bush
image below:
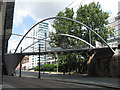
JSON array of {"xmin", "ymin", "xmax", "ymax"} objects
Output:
[{"xmin": 33, "ymin": 64, "xmax": 57, "ymax": 72}]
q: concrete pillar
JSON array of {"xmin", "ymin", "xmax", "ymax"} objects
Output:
[{"xmin": 0, "ymin": 1, "xmax": 7, "ymax": 86}]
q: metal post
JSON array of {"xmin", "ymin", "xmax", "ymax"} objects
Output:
[
  {"xmin": 57, "ymin": 61, "xmax": 58, "ymax": 73},
  {"xmin": 89, "ymin": 29, "xmax": 91, "ymax": 47},
  {"xmin": 38, "ymin": 44, "xmax": 41, "ymax": 78},
  {"xmin": 19, "ymin": 47, "xmax": 22, "ymax": 77},
  {"xmin": 55, "ymin": 55, "xmax": 58, "ymax": 73}
]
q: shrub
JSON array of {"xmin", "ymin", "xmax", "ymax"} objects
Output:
[{"xmin": 33, "ymin": 64, "xmax": 57, "ymax": 72}]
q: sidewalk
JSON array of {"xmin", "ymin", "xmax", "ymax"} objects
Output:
[
  {"xmin": 2, "ymin": 83, "xmax": 20, "ymax": 90},
  {"xmin": 44, "ymin": 75, "xmax": 120, "ymax": 89},
  {"xmin": 20, "ymin": 71, "xmax": 120, "ymax": 89},
  {"xmin": 2, "ymin": 83, "xmax": 16, "ymax": 88},
  {"xmin": 0, "ymin": 84, "xmax": 2, "ymax": 90}
]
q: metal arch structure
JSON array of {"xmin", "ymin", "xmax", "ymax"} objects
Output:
[
  {"xmin": 22, "ymin": 33, "xmax": 95, "ymax": 52},
  {"xmin": 14, "ymin": 16, "xmax": 115, "ymax": 53}
]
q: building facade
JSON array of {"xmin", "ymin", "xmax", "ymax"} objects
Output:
[
  {"xmin": 107, "ymin": 1, "xmax": 120, "ymax": 47},
  {"xmin": 26, "ymin": 22, "xmax": 49, "ymax": 69},
  {"xmin": 107, "ymin": 14, "xmax": 120, "ymax": 47}
]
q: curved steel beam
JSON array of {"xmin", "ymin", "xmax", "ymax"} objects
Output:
[
  {"xmin": 22, "ymin": 33, "xmax": 95, "ymax": 52},
  {"xmin": 14, "ymin": 16, "xmax": 115, "ymax": 53}
]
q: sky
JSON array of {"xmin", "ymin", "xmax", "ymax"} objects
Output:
[{"xmin": 8, "ymin": 0, "xmax": 120, "ymax": 53}]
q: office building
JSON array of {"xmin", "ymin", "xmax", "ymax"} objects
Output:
[
  {"xmin": 107, "ymin": 2, "xmax": 120, "ymax": 47},
  {"xmin": 26, "ymin": 22, "xmax": 49, "ymax": 69},
  {"xmin": 107, "ymin": 14, "xmax": 120, "ymax": 47}
]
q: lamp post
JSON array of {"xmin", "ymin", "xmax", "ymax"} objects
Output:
[
  {"xmin": 38, "ymin": 44, "xmax": 41, "ymax": 78},
  {"xmin": 19, "ymin": 47, "xmax": 22, "ymax": 77}
]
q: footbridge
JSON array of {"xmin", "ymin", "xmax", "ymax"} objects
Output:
[
  {"xmin": 4, "ymin": 16, "xmax": 118, "ymax": 76},
  {"xmin": 8, "ymin": 47, "xmax": 117, "ymax": 56},
  {"xmin": 4, "ymin": 46, "xmax": 117, "ymax": 75}
]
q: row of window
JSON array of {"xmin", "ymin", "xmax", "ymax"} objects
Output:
[
  {"xmin": 37, "ymin": 41, "xmax": 44, "ymax": 43},
  {"xmin": 39, "ymin": 22, "xmax": 49, "ymax": 25},
  {"xmin": 39, "ymin": 24, "xmax": 48, "ymax": 27},
  {"xmin": 39, "ymin": 27, "xmax": 48, "ymax": 30}
]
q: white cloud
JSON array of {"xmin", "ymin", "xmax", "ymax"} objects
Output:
[
  {"xmin": 8, "ymin": 36, "xmax": 21, "ymax": 53},
  {"xmin": 13, "ymin": 0, "xmax": 73, "ymax": 27},
  {"xmin": 23, "ymin": 29, "xmax": 28, "ymax": 35},
  {"xmin": 96, "ymin": 0, "xmax": 119, "ymax": 17},
  {"xmin": 13, "ymin": 0, "xmax": 119, "ymax": 28},
  {"xmin": 8, "ymin": 29, "xmax": 33, "ymax": 53},
  {"xmin": 13, "ymin": 7, "xmax": 28, "ymax": 27}
]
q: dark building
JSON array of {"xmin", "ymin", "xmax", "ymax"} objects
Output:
[{"xmin": 0, "ymin": 0, "xmax": 15, "ymax": 78}]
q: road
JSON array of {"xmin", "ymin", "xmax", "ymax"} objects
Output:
[
  {"xmin": 3, "ymin": 75, "xmax": 104, "ymax": 89},
  {"xmin": 2, "ymin": 71, "xmax": 118, "ymax": 89}
]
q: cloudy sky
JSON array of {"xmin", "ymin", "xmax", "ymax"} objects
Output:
[{"xmin": 8, "ymin": 0, "xmax": 120, "ymax": 52}]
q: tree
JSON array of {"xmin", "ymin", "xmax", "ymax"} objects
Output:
[
  {"xmin": 49, "ymin": 2, "xmax": 114, "ymax": 74},
  {"xmin": 76, "ymin": 2, "xmax": 114, "ymax": 45},
  {"xmin": 51, "ymin": 8, "xmax": 76, "ymax": 49}
]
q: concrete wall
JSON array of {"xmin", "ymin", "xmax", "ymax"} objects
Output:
[
  {"xmin": 2, "ymin": 2, "xmax": 15, "ymax": 75},
  {"xmin": 4, "ymin": 54, "xmax": 25, "ymax": 75},
  {"xmin": 88, "ymin": 49, "xmax": 120, "ymax": 77},
  {"xmin": 109, "ymin": 55, "xmax": 120, "ymax": 77}
]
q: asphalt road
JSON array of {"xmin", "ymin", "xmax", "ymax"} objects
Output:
[
  {"xmin": 2, "ymin": 71, "xmax": 118, "ymax": 89},
  {"xmin": 3, "ymin": 76, "xmax": 118, "ymax": 90},
  {"xmin": 3, "ymin": 75, "xmax": 106, "ymax": 89}
]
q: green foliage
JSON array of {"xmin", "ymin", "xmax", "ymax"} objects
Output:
[
  {"xmin": 51, "ymin": 8, "xmax": 77, "ymax": 49},
  {"xmin": 76, "ymin": 2, "xmax": 114, "ymax": 44},
  {"xmin": 33, "ymin": 64, "xmax": 57, "ymax": 72}
]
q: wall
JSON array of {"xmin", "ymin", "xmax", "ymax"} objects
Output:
[
  {"xmin": 109, "ymin": 55, "xmax": 120, "ymax": 77},
  {"xmin": 88, "ymin": 49, "xmax": 120, "ymax": 77}
]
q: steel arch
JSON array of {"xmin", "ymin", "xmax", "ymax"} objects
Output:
[
  {"xmin": 22, "ymin": 33, "xmax": 95, "ymax": 52},
  {"xmin": 14, "ymin": 16, "xmax": 115, "ymax": 53}
]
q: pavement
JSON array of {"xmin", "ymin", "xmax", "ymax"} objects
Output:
[
  {"xmin": 47, "ymin": 75, "xmax": 120, "ymax": 89},
  {"xmin": 2, "ymin": 83, "xmax": 17, "ymax": 88},
  {"xmin": 2, "ymin": 71, "xmax": 120, "ymax": 89},
  {"xmin": 0, "ymin": 85, "xmax": 2, "ymax": 90}
]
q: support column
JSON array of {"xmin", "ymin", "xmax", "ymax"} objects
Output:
[
  {"xmin": 0, "ymin": 37, "xmax": 2, "ymax": 87},
  {"xmin": 0, "ymin": 1, "xmax": 7, "ymax": 87},
  {"xmin": 0, "ymin": 6, "xmax": 2, "ymax": 85}
]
